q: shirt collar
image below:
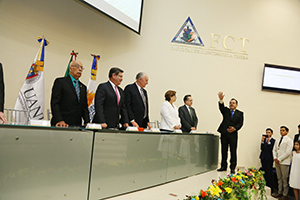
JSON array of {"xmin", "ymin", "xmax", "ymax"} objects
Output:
[
  {"xmin": 69, "ymin": 74, "xmax": 78, "ymax": 82},
  {"xmin": 109, "ymin": 80, "xmax": 117, "ymax": 88}
]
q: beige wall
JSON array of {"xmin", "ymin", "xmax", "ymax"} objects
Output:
[{"xmin": 1, "ymin": 0, "xmax": 300, "ymax": 168}]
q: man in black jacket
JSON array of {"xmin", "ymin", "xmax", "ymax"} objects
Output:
[
  {"xmin": 0, "ymin": 63, "xmax": 7, "ymax": 124},
  {"xmin": 93, "ymin": 67, "xmax": 129, "ymax": 129},
  {"xmin": 260, "ymin": 128, "xmax": 275, "ymax": 194},
  {"xmin": 217, "ymin": 91, "xmax": 244, "ymax": 174},
  {"xmin": 50, "ymin": 60, "xmax": 89, "ymax": 127},
  {"xmin": 178, "ymin": 95, "xmax": 198, "ymax": 133},
  {"xmin": 124, "ymin": 72, "xmax": 151, "ymax": 129}
]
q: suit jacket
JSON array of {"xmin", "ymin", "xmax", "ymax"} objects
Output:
[
  {"xmin": 217, "ymin": 102, "xmax": 244, "ymax": 135},
  {"xmin": 93, "ymin": 81, "xmax": 129, "ymax": 128},
  {"xmin": 0, "ymin": 63, "xmax": 4, "ymax": 112},
  {"xmin": 124, "ymin": 83, "xmax": 149, "ymax": 127},
  {"xmin": 294, "ymin": 133, "xmax": 300, "ymax": 143},
  {"xmin": 272, "ymin": 135, "xmax": 293, "ymax": 165},
  {"xmin": 160, "ymin": 101, "xmax": 181, "ymax": 131},
  {"xmin": 259, "ymin": 137, "xmax": 275, "ymax": 161},
  {"xmin": 178, "ymin": 105, "xmax": 198, "ymax": 133},
  {"xmin": 50, "ymin": 76, "xmax": 89, "ymax": 126}
]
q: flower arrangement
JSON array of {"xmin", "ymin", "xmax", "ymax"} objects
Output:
[{"xmin": 184, "ymin": 167, "xmax": 267, "ymax": 200}]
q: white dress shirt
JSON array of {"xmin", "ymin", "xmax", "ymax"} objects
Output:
[{"xmin": 160, "ymin": 101, "xmax": 181, "ymax": 131}]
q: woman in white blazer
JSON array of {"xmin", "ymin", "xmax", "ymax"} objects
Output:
[{"xmin": 160, "ymin": 90, "xmax": 181, "ymax": 132}]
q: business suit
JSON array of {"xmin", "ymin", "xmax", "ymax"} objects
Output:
[
  {"xmin": 93, "ymin": 81, "xmax": 129, "ymax": 129},
  {"xmin": 217, "ymin": 102, "xmax": 244, "ymax": 171},
  {"xmin": 0, "ymin": 63, "xmax": 4, "ymax": 112},
  {"xmin": 124, "ymin": 83, "xmax": 149, "ymax": 128},
  {"xmin": 259, "ymin": 137, "xmax": 275, "ymax": 190},
  {"xmin": 273, "ymin": 135, "xmax": 293, "ymax": 197},
  {"xmin": 50, "ymin": 75, "xmax": 89, "ymax": 126},
  {"xmin": 178, "ymin": 105, "xmax": 198, "ymax": 133}
]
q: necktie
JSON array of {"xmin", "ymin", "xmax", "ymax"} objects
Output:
[
  {"xmin": 278, "ymin": 136, "xmax": 283, "ymax": 147},
  {"xmin": 231, "ymin": 110, "xmax": 234, "ymax": 118},
  {"xmin": 140, "ymin": 88, "xmax": 147, "ymax": 118},
  {"xmin": 115, "ymin": 85, "xmax": 119, "ymax": 105},
  {"xmin": 189, "ymin": 107, "xmax": 193, "ymax": 121},
  {"xmin": 74, "ymin": 80, "xmax": 80, "ymax": 102}
]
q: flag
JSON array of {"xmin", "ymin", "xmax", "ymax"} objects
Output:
[
  {"xmin": 14, "ymin": 37, "xmax": 49, "ymax": 124},
  {"xmin": 87, "ymin": 54, "xmax": 100, "ymax": 122},
  {"xmin": 64, "ymin": 50, "xmax": 78, "ymax": 77}
]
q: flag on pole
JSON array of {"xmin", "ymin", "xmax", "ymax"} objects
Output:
[
  {"xmin": 87, "ymin": 54, "xmax": 100, "ymax": 122},
  {"xmin": 14, "ymin": 37, "xmax": 49, "ymax": 124},
  {"xmin": 64, "ymin": 50, "xmax": 78, "ymax": 77}
]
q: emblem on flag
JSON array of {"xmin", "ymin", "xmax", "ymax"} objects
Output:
[{"xmin": 14, "ymin": 37, "xmax": 49, "ymax": 124}]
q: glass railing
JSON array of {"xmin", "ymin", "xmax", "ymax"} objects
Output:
[{"xmin": 0, "ymin": 125, "xmax": 219, "ymax": 200}]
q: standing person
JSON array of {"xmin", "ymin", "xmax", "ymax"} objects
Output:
[
  {"xmin": 217, "ymin": 91, "xmax": 244, "ymax": 174},
  {"xmin": 259, "ymin": 128, "xmax": 276, "ymax": 194},
  {"xmin": 272, "ymin": 126, "xmax": 293, "ymax": 200},
  {"xmin": 50, "ymin": 60, "xmax": 89, "ymax": 127},
  {"xmin": 124, "ymin": 72, "xmax": 151, "ymax": 129},
  {"xmin": 178, "ymin": 94, "xmax": 198, "ymax": 133},
  {"xmin": 160, "ymin": 90, "xmax": 181, "ymax": 132},
  {"xmin": 93, "ymin": 67, "xmax": 129, "ymax": 129},
  {"xmin": 294, "ymin": 124, "xmax": 300, "ymax": 142},
  {"xmin": 289, "ymin": 140, "xmax": 300, "ymax": 200},
  {"xmin": 0, "ymin": 63, "xmax": 7, "ymax": 123}
]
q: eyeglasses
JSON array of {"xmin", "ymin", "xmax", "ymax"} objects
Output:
[{"xmin": 72, "ymin": 65, "xmax": 85, "ymax": 70}]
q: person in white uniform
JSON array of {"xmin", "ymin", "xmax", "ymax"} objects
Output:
[
  {"xmin": 290, "ymin": 140, "xmax": 300, "ymax": 200},
  {"xmin": 160, "ymin": 90, "xmax": 181, "ymax": 132}
]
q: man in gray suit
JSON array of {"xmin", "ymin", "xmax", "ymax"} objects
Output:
[{"xmin": 178, "ymin": 95, "xmax": 198, "ymax": 133}]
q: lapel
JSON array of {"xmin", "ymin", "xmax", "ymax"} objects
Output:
[
  {"xmin": 107, "ymin": 81, "xmax": 121, "ymax": 106},
  {"xmin": 66, "ymin": 76, "xmax": 78, "ymax": 99},
  {"xmin": 134, "ymin": 83, "xmax": 146, "ymax": 108},
  {"xmin": 184, "ymin": 105, "xmax": 192, "ymax": 121}
]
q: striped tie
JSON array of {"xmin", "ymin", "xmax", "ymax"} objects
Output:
[{"xmin": 75, "ymin": 80, "xmax": 80, "ymax": 102}]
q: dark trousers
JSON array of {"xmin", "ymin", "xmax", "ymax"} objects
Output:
[
  {"xmin": 220, "ymin": 132, "xmax": 237, "ymax": 170},
  {"xmin": 261, "ymin": 159, "xmax": 274, "ymax": 192}
]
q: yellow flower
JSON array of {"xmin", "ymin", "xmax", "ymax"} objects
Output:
[
  {"xmin": 208, "ymin": 184, "xmax": 222, "ymax": 197},
  {"xmin": 225, "ymin": 187, "xmax": 233, "ymax": 193},
  {"xmin": 195, "ymin": 197, "xmax": 199, "ymax": 200},
  {"xmin": 258, "ymin": 171, "xmax": 261, "ymax": 175}
]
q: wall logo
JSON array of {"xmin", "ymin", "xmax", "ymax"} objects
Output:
[
  {"xmin": 171, "ymin": 17, "xmax": 249, "ymax": 60},
  {"xmin": 171, "ymin": 17, "xmax": 204, "ymax": 46}
]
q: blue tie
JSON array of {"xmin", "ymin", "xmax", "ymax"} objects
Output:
[
  {"xmin": 231, "ymin": 110, "xmax": 234, "ymax": 118},
  {"xmin": 74, "ymin": 80, "xmax": 80, "ymax": 102}
]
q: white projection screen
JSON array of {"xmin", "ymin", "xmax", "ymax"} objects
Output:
[
  {"xmin": 262, "ymin": 63, "xmax": 300, "ymax": 94},
  {"xmin": 80, "ymin": 0, "xmax": 143, "ymax": 34}
]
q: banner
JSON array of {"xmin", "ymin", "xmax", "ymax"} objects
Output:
[
  {"xmin": 14, "ymin": 37, "xmax": 49, "ymax": 124},
  {"xmin": 87, "ymin": 54, "xmax": 100, "ymax": 122},
  {"xmin": 64, "ymin": 50, "xmax": 78, "ymax": 77}
]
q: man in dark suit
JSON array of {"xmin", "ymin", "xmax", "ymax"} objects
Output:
[
  {"xmin": 0, "ymin": 63, "xmax": 7, "ymax": 123},
  {"xmin": 294, "ymin": 124, "xmax": 300, "ymax": 143},
  {"xmin": 124, "ymin": 72, "xmax": 151, "ymax": 129},
  {"xmin": 293, "ymin": 124, "xmax": 300, "ymax": 151},
  {"xmin": 50, "ymin": 60, "xmax": 89, "ymax": 127},
  {"xmin": 259, "ymin": 128, "xmax": 275, "ymax": 194},
  {"xmin": 217, "ymin": 91, "xmax": 244, "ymax": 174},
  {"xmin": 93, "ymin": 67, "xmax": 129, "ymax": 129},
  {"xmin": 178, "ymin": 94, "xmax": 198, "ymax": 133}
]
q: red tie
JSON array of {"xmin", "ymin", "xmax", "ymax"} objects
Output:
[{"xmin": 115, "ymin": 85, "xmax": 119, "ymax": 105}]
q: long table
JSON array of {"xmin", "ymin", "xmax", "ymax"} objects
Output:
[{"xmin": 0, "ymin": 125, "xmax": 219, "ymax": 200}]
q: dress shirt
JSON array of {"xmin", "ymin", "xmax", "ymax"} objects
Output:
[{"xmin": 109, "ymin": 80, "xmax": 121, "ymax": 101}]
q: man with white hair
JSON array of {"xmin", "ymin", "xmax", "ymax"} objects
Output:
[
  {"xmin": 50, "ymin": 60, "xmax": 89, "ymax": 127},
  {"xmin": 124, "ymin": 72, "xmax": 151, "ymax": 129}
]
